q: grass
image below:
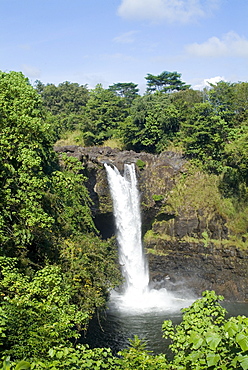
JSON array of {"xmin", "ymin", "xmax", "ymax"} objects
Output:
[
  {"xmin": 55, "ymin": 134, "xmax": 125, "ymax": 150},
  {"xmin": 146, "ymin": 248, "xmax": 168, "ymax": 256},
  {"xmin": 144, "ymin": 229, "xmax": 176, "ymax": 243},
  {"xmin": 55, "ymin": 130, "xmax": 85, "ymax": 147},
  {"xmin": 102, "ymin": 138, "xmax": 124, "ymax": 149}
]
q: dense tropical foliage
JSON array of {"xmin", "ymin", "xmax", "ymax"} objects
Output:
[
  {"xmin": 0, "ymin": 71, "xmax": 121, "ymax": 363},
  {"xmin": 0, "ymin": 70, "xmax": 247, "ymax": 367}
]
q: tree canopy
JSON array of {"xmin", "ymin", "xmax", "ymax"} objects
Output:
[
  {"xmin": 122, "ymin": 93, "xmax": 179, "ymax": 152},
  {"xmin": 0, "ymin": 71, "xmax": 56, "ymax": 257},
  {"xmin": 34, "ymin": 80, "xmax": 89, "ymax": 138},
  {"xmin": 145, "ymin": 71, "xmax": 191, "ymax": 94},
  {"xmin": 108, "ymin": 82, "xmax": 139, "ymax": 105},
  {"xmin": 80, "ymin": 84, "xmax": 128, "ymax": 146}
]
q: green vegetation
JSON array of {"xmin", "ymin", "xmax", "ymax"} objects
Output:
[
  {"xmin": 145, "ymin": 71, "xmax": 190, "ymax": 93},
  {"xmin": 152, "ymin": 194, "xmax": 164, "ymax": 202},
  {"xmin": 34, "ymin": 80, "xmax": 89, "ymax": 140},
  {"xmin": 1, "ymin": 291, "xmax": 247, "ymax": 369},
  {"xmin": 0, "ymin": 71, "xmax": 121, "ymax": 362},
  {"xmin": 122, "ymin": 92, "xmax": 180, "ymax": 152},
  {"xmin": 1, "ymin": 69, "xmax": 248, "ymax": 367},
  {"xmin": 108, "ymin": 82, "xmax": 139, "ymax": 106},
  {"xmin": 136, "ymin": 159, "xmax": 146, "ymax": 170},
  {"xmin": 162, "ymin": 290, "xmax": 248, "ymax": 369},
  {"xmin": 79, "ymin": 84, "xmax": 128, "ymax": 146},
  {"xmin": 157, "ymin": 166, "xmax": 248, "ymax": 245}
]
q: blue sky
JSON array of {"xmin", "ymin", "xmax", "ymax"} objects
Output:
[{"xmin": 1, "ymin": 0, "xmax": 247, "ymax": 93}]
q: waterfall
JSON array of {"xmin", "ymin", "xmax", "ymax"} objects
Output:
[
  {"xmin": 105, "ymin": 162, "xmax": 194, "ymax": 312},
  {"xmin": 104, "ymin": 163, "xmax": 149, "ymax": 294}
]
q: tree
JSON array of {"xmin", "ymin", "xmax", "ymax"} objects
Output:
[
  {"xmin": 171, "ymin": 88, "xmax": 203, "ymax": 109},
  {"xmin": 207, "ymin": 81, "xmax": 236, "ymax": 124},
  {"xmin": 122, "ymin": 93, "xmax": 180, "ymax": 153},
  {"xmin": 233, "ymin": 82, "xmax": 248, "ymax": 124},
  {"xmin": 34, "ymin": 80, "xmax": 89, "ymax": 136},
  {"xmin": 145, "ymin": 71, "xmax": 190, "ymax": 94},
  {"xmin": 180, "ymin": 102, "xmax": 229, "ymax": 172},
  {"xmin": 81, "ymin": 84, "xmax": 128, "ymax": 146},
  {"xmin": 108, "ymin": 82, "xmax": 139, "ymax": 105},
  {"xmin": 0, "ymin": 72, "xmax": 95, "ymax": 261},
  {"xmin": 219, "ymin": 123, "xmax": 248, "ymax": 198},
  {"xmin": 0, "ymin": 259, "xmax": 86, "ymax": 359},
  {"xmin": 35, "ymin": 80, "xmax": 89, "ymax": 116},
  {"xmin": 0, "ymin": 71, "xmax": 56, "ymax": 257},
  {"xmin": 0, "ymin": 71, "xmax": 122, "ymax": 362}
]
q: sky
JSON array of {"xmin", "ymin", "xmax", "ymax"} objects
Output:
[{"xmin": 1, "ymin": 0, "xmax": 248, "ymax": 93}]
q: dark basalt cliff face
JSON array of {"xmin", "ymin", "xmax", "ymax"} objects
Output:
[{"xmin": 55, "ymin": 145, "xmax": 248, "ymax": 302}]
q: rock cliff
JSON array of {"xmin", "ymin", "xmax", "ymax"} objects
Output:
[{"xmin": 55, "ymin": 145, "xmax": 248, "ymax": 302}]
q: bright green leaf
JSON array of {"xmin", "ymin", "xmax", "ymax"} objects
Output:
[
  {"xmin": 205, "ymin": 331, "xmax": 222, "ymax": 350},
  {"xmin": 15, "ymin": 360, "xmax": 31, "ymax": 370},
  {"xmin": 236, "ymin": 333, "xmax": 248, "ymax": 351},
  {"xmin": 206, "ymin": 352, "xmax": 221, "ymax": 367}
]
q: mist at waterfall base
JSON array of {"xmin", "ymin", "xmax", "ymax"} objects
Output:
[{"xmin": 104, "ymin": 163, "xmax": 194, "ymax": 313}]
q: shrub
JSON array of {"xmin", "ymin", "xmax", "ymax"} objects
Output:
[{"xmin": 136, "ymin": 159, "xmax": 146, "ymax": 170}]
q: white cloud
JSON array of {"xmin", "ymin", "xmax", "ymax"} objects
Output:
[
  {"xmin": 186, "ymin": 31, "xmax": 248, "ymax": 57},
  {"xmin": 113, "ymin": 30, "xmax": 139, "ymax": 44},
  {"xmin": 193, "ymin": 76, "xmax": 226, "ymax": 90},
  {"xmin": 21, "ymin": 64, "xmax": 41, "ymax": 79},
  {"xmin": 117, "ymin": 0, "xmax": 219, "ymax": 23}
]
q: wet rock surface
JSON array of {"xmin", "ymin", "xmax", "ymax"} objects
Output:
[{"xmin": 147, "ymin": 240, "xmax": 248, "ymax": 302}]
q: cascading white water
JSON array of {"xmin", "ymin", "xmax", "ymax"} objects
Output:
[
  {"xmin": 104, "ymin": 163, "xmax": 149, "ymax": 293},
  {"xmin": 105, "ymin": 162, "xmax": 194, "ymax": 313}
]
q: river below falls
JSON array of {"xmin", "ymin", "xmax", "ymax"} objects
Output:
[{"xmin": 81, "ymin": 299, "xmax": 248, "ymax": 355}]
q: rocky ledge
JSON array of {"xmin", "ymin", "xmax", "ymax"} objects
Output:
[{"xmin": 147, "ymin": 239, "xmax": 248, "ymax": 302}]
